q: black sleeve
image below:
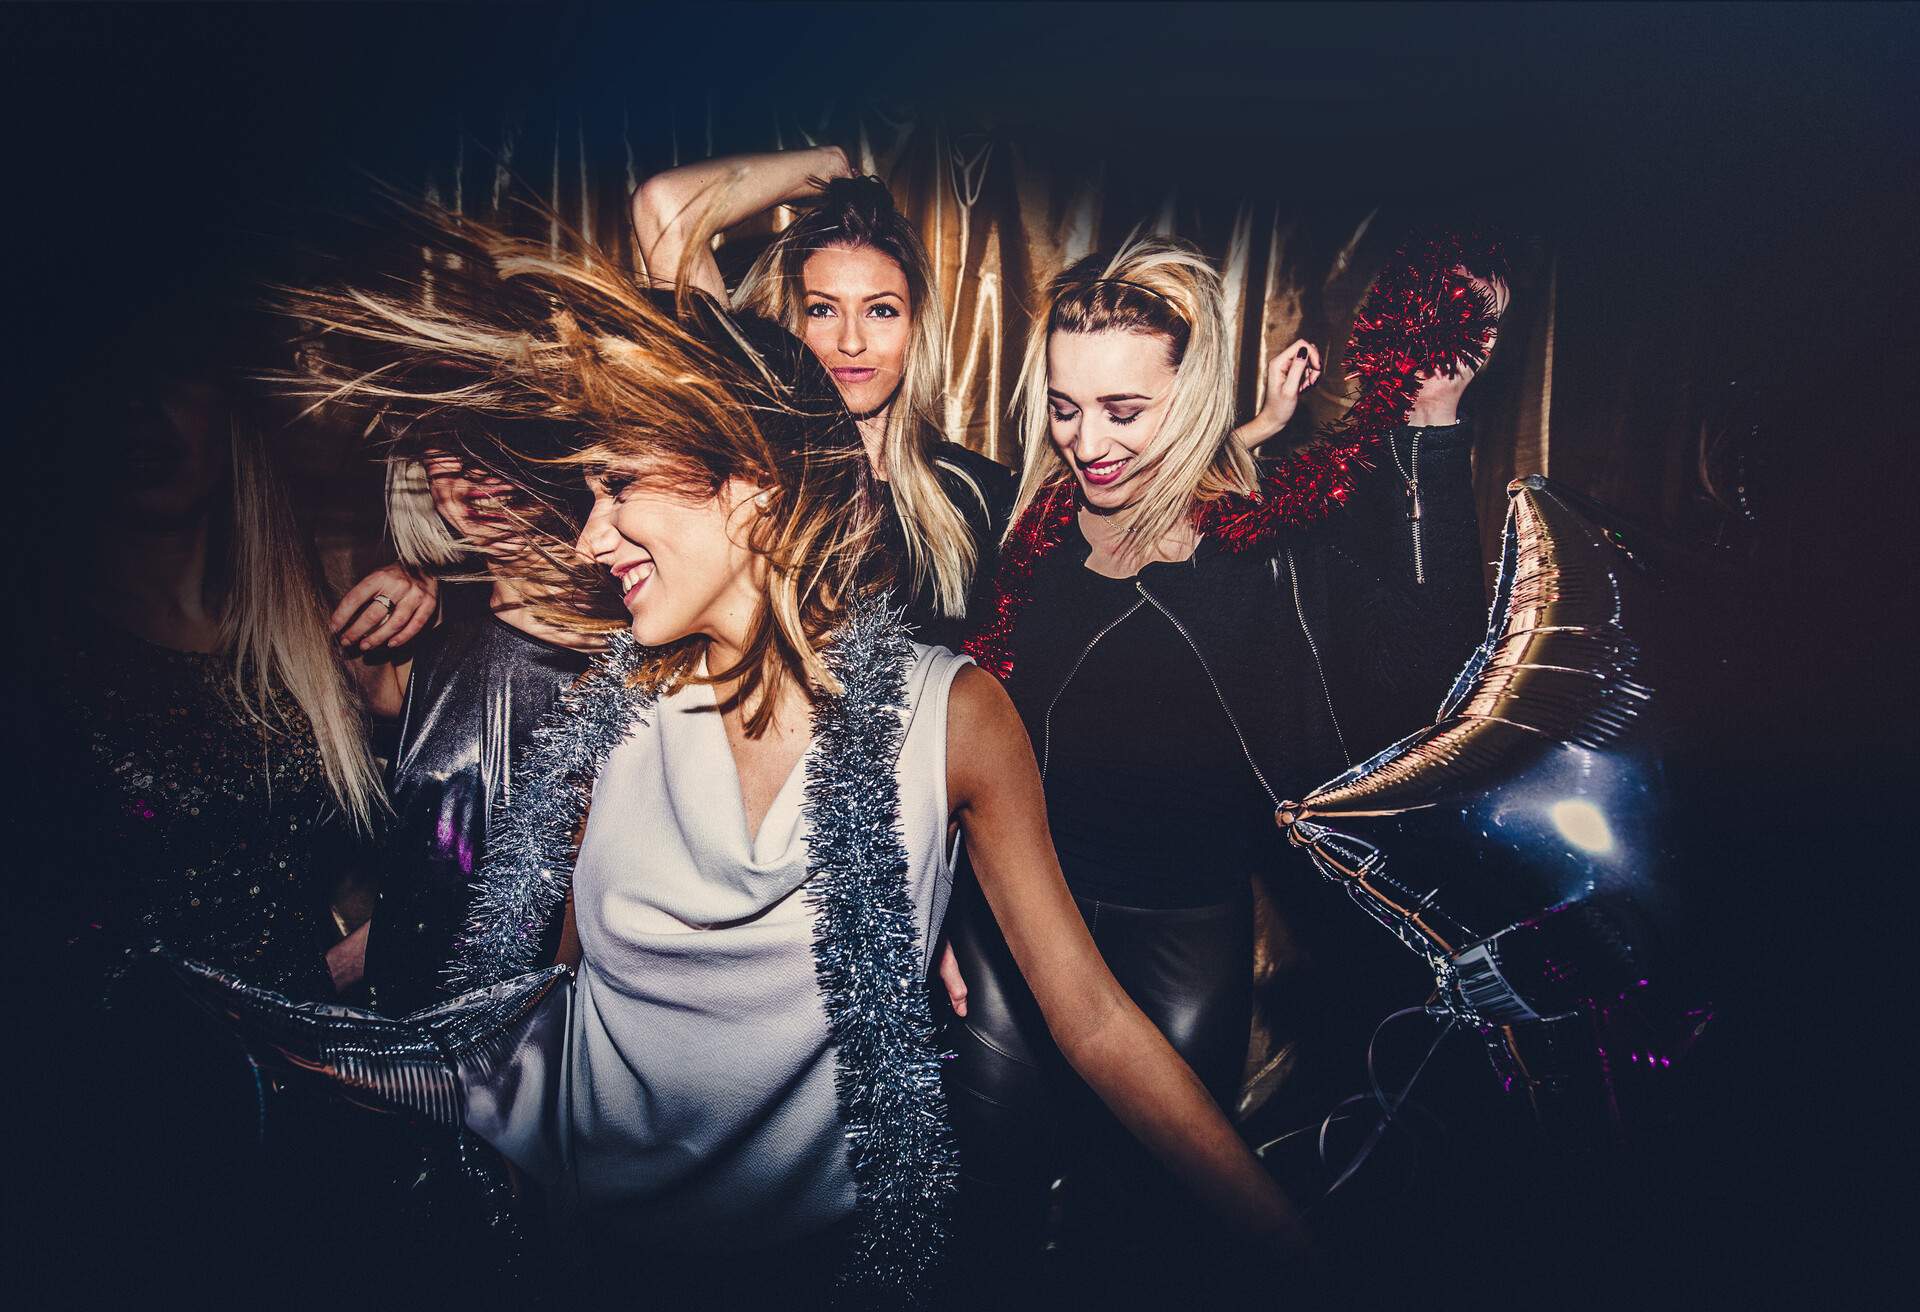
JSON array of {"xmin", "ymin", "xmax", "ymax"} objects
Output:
[{"xmin": 1315, "ymin": 423, "xmax": 1489, "ymax": 755}]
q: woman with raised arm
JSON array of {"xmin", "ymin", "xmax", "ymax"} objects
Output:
[
  {"xmin": 632, "ymin": 146, "xmax": 1012, "ymax": 651},
  {"xmin": 266, "ymin": 207, "xmax": 1304, "ymax": 1306},
  {"xmin": 942, "ymin": 232, "xmax": 1504, "ymax": 1297}
]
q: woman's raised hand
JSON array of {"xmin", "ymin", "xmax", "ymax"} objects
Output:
[
  {"xmin": 1234, "ymin": 338, "xmax": 1324, "ymax": 452},
  {"xmin": 332, "ymin": 564, "xmax": 438, "ymax": 651}
]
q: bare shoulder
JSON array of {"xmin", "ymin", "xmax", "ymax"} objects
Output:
[
  {"xmin": 948, "ymin": 663, "xmax": 1018, "ymax": 737},
  {"xmin": 946, "ymin": 664, "xmax": 1037, "ymax": 810}
]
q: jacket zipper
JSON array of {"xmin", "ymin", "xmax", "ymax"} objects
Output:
[
  {"xmin": 1390, "ymin": 428, "xmax": 1426, "ymax": 585},
  {"xmin": 1284, "ymin": 550, "xmax": 1352, "ymax": 768},
  {"xmin": 1409, "ymin": 429, "xmax": 1424, "ymax": 584},
  {"xmin": 1134, "ymin": 582, "xmax": 1282, "ymax": 810},
  {"xmin": 1039, "ymin": 598, "xmax": 1147, "ymax": 779}
]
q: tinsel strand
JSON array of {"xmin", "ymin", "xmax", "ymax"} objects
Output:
[
  {"xmin": 964, "ymin": 228, "xmax": 1506, "ymax": 671},
  {"xmin": 447, "ymin": 598, "xmax": 952, "ymax": 1303},
  {"xmin": 446, "ymin": 630, "xmax": 666, "ymax": 991},
  {"xmin": 803, "ymin": 600, "xmax": 956, "ymax": 1305}
]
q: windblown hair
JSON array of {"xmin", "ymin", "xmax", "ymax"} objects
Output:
[
  {"xmin": 282, "ymin": 205, "xmax": 892, "ymax": 732},
  {"xmin": 384, "ymin": 455, "xmax": 471, "ymax": 571},
  {"xmin": 1007, "ymin": 234, "xmax": 1252, "ymax": 553},
  {"xmin": 218, "ymin": 418, "xmax": 385, "ymax": 829},
  {"xmin": 732, "ymin": 176, "xmax": 980, "ymax": 619}
]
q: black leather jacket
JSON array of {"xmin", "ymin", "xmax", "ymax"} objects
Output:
[{"xmin": 1006, "ymin": 422, "xmax": 1486, "ymax": 813}]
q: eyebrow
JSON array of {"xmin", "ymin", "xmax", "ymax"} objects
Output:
[
  {"xmin": 1047, "ymin": 389, "xmax": 1152, "ymax": 404},
  {"xmin": 1048, "ymin": 389, "xmax": 1150, "ymax": 402},
  {"xmin": 803, "ymin": 290, "xmax": 904, "ymax": 302}
]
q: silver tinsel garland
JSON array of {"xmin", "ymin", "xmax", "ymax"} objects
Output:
[
  {"xmin": 447, "ymin": 598, "xmax": 955, "ymax": 1302},
  {"xmin": 802, "ymin": 600, "xmax": 956, "ymax": 1304},
  {"xmin": 446, "ymin": 629, "xmax": 664, "ymax": 992}
]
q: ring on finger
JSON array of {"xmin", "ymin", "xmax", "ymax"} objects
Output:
[{"xmin": 373, "ymin": 593, "xmax": 397, "ymax": 615}]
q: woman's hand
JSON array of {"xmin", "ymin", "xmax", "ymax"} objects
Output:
[
  {"xmin": 1234, "ymin": 339, "xmax": 1323, "ymax": 452},
  {"xmin": 936, "ymin": 940, "xmax": 969, "ymax": 1017},
  {"xmin": 332, "ymin": 564, "xmax": 438, "ymax": 652}
]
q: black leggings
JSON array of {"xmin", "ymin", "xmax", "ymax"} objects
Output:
[{"xmin": 941, "ymin": 869, "xmax": 1254, "ymax": 1298}]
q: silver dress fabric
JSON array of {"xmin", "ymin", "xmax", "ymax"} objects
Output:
[{"xmin": 468, "ymin": 643, "xmax": 969, "ymax": 1250}]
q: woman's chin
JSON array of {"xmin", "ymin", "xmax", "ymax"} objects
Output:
[
  {"xmin": 628, "ymin": 614, "xmax": 692, "ymax": 649},
  {"xmin": 1074, "ymin": 476, "xmax": 1137, "ymax": 513},
  {"xmin": 836, "ymin": 378, "xmax": 897, "ymax": 418}
]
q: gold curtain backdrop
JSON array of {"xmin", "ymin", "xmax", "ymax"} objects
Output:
[
  {"xmin": 320, "ymin": 102, "xmax": 1558, "ymax": 1114},
  {"xmin": 330, "ymin": 99, "xmax": 1557, "ymax": 589}
]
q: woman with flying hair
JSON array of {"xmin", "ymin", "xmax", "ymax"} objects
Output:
[
  {"xmin": 352, "ymin": 438, "xmax": 596, "ymax": 1017},
  {"xmin": 631, "ymin": 144, "xmax": 1013, "ymax": 653},
  {"xmin": 267, "ymin": 207, "xmax": 1304, "ymax": 1304},
  {"xmin": 940, "ymin": 232, "xmax": 1502, "ymax": 1297}
]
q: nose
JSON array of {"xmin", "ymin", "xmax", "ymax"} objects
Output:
[
  {"xmin": 837, "ymin": 315, "xmax": 866, "ymax": 359},
  {"xmin": 576, "ymin": 495, "xmax": 619, "ymax": 562},
  {"xmin": 1068, "ymin": 421, "xmax": 1107, "ymax": 465}
]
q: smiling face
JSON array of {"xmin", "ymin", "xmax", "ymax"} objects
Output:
[
  {"xmin": 798, "ymin": 245, "xmax": 910, "ymax": 419},
  {"xmin": 575, "ymin": 461, "xmax": 765, "ymax": 650},
  {"xmin": 1045, "ymin": 329, "xmax": 1181, "ymax": 513},
  {"xmin": 422, "ymin": 449, "xmax": 534, "ymax": 559}
]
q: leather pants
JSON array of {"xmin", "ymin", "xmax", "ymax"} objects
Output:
[{"xmin": 940, "ymin": 866, "xmax": 1254, "ymax": 1300}]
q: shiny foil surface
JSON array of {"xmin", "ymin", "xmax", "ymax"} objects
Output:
[{"xmin": 1278, "ymin": 476, "xmax": 1705, "ymax": 1031}]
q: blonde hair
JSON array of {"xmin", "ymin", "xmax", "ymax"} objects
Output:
[
  {"xmin": 283, "ymin": 206, "xmax": 892, "ymax": 736},
  {"xmin": 384, "ymin": 455, "xmax": 471, "ymax": 570},
  {"xmin": 732, "ymin": 177, "xmax": 979, "ymax": 619},
  {"xmin": 1006, "ymin": 234, "xmax": 1252, "ymax": 552},
  {"xmin": 219, "ymin": 418, "xmax": 384, "ymax": 829}
]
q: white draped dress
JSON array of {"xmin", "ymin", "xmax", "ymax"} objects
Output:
[{"xmin": 467, "ymin": 643, "xmax": 970, "ymax": 1251}]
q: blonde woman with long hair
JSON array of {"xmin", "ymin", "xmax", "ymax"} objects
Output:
[
  {"xmin": 942, "ymin": 233, "xmax": 1503, "ymax": 1299},
  {"xmin": 253, "ymin": 207, "xmax": 1305, "ymax": 1304},
  {"xmin": 631, "ymin": 145, "xmax": 1013, "ymax": 652},
  {"xmin": 30, "ymin": 330, "xmax": 385, "ymax": 1004}
]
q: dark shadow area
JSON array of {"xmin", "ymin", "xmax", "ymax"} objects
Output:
[{"xmin": 2, "ymin": 3, "xmax": 1907, "ymax": 1306}]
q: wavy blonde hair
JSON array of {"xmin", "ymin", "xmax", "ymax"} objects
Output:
[
  {"xmin": 282, "ymin": 206, "xmax": 891, "ymax": 735},
  {"xmin": 1007, "ymin": 234, "xmax": 1253, "ymax": 552},
  {"xmin": 219, "ymin": 418, "xmax": 384, "ymax": 829},
  {"xmin": 732, "ymin": 177, "xmax": 980, "ymax": 619}
]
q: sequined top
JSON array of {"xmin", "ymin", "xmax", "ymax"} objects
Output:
[{"xmin": 44, "ymin": 622, "xmax": 350, "ymax": 1000}]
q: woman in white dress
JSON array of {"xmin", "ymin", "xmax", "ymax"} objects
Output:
[{"xmin": 277, "ymin": 206, "xmax": 1302, "ymax": 1304}]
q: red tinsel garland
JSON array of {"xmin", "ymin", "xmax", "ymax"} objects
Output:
[
  {"xmin": 963, "ymin": 478, "xmax": 1077, "ymax": 682},
  {"xmin": 964, "ymin": 229, "xmax": 1506, "ymax": 681}
]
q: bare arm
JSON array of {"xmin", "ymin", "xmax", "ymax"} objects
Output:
[
  {"xmin": 629, "ymin": 145, "xmax": 852, "ymax": 297},
  {"xmin": 346, "ymin": 653, "xmax": 411, "ymax": 721},
  {"xmin": 945, "ymin": 666, "xmax": 1308, "ymax": 1246},
  {"xmin": 1233, "ymin": 338, "xmax": 1323, "ymax": 453}
]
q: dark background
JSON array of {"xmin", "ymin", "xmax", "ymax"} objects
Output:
[{"xmin": 3, "ymin": 3, "xmax": 1910, "ymax": 1304}]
